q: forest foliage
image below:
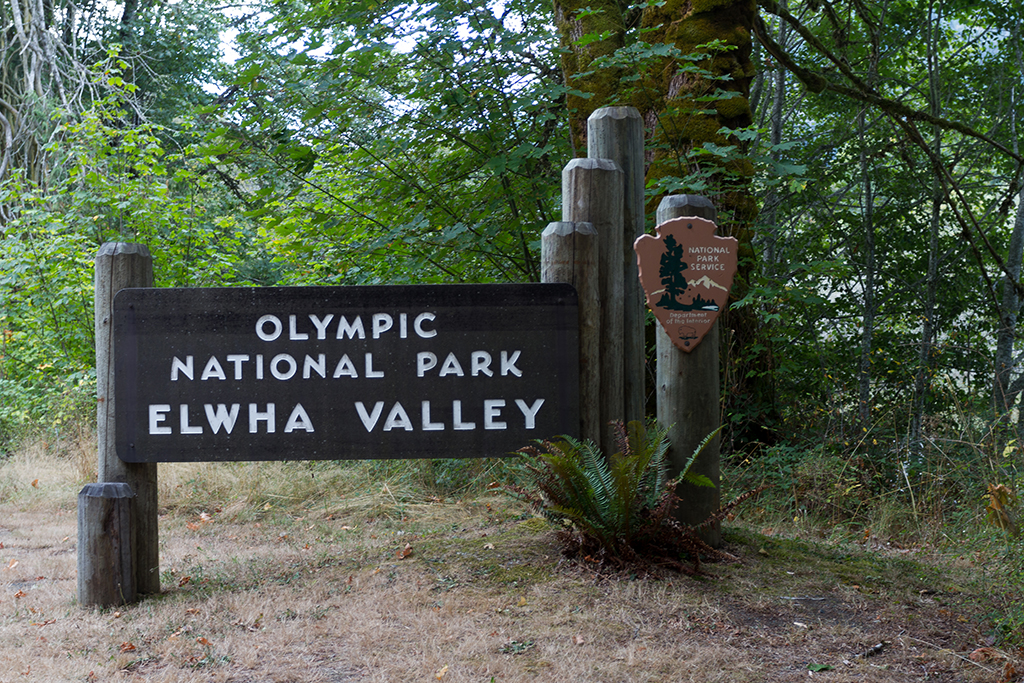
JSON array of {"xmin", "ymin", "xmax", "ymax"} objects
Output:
[{"xmin": 1, "ymin": 0, "xmax": 1023, "ymax": 553}]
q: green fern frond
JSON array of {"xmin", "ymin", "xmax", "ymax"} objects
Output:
[{"xmin": 677, "ymin": 425, "xmax": 722, "ymax": 485}]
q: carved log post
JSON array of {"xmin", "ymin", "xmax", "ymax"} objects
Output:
[
  {"xmin": 95, "ymin": 243, "xmax": 160, "ymax": 595},
  {"xmin": 587, "ymin": 107, "xmax": 646, "ymax": 425},
  {"xmin": 78, "ymin": 482, "xmax": 135, "ymax": 607},
  {"xmin": 542, "ymin": 221, "xmax": 600, "ymax": 445},
  {"xmin": 655, "ymin": 195, "xmax": 722, "ymax": 547},
  {"xmin": 562, "ymin": 158, "xmax": 624, "ymax": 457}
]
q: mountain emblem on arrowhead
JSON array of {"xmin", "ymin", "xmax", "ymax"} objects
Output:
[{"xmin": 634, "ymin": 217, "xmax": 738, "ymax": 352}]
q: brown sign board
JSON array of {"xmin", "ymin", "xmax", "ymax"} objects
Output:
[
  {"xmin": 634, "ymin": 217, "xmax": 738, "ymax": 352},
  {"xmin": 113, "ymin": 284, "xmax": 578, "ymax": 462}
]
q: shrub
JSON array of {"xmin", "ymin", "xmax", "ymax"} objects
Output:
[{"xmin": 510, "ymin": 420, "xmax": 760, "ymax": 573}]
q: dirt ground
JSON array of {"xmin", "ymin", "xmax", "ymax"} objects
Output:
[{"xmin": 0, "ymin": 492, "xmax": 1019, "ymax": 683}]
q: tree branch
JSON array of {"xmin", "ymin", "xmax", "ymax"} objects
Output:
[{"xmin": 754, "ymin": 2, "xmax": 1024, "ymax": 164}]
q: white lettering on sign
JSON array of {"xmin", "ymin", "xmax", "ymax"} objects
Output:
[
  {"xmin": 365, "ymin": 353, "xmax": 384, "ymax": 379},
  {"xmin": 500, "ymin": 350, "xmax": 522, "ymax": 377},
  {"xmin": 148, "ymin": 303, "xmax": 561, "ymax": 448},
  {"xmin": 150, "ymin": 404, "xmax": 171, "ymax": 434},
  {"xmin": 249, "ymin": 403, "xmax": 275, "ymax": 433},
  {"xmin": 201, "ymin": 356, "xmax": 226, "ymax": 381},
  {"xmin": 254, "ymin": 312, "xmax": 438, "ymax": 342},
  {"xmin": 303, "ymin": 354, "xmax": 326, "ymax": 379},
  {"xmin": 415, "ymin": 350, "xmax": 521, "ymax": 378},
  {"xmin": 256, "ymin": 315, "xmax": 283, "ymax": 341},
  {"xmin": 271, "ymin": 354, "xmax": 297, "ymax": 380},
  {"xmin": 421, "ymin": 401, "xmax": 444, "ymax": 431},
  {"xmin": 515, "ymin": 398, "xmax": 544, "ymax": 429},
  {"xmin": 471, "ymin": 351, "xmax": 493, "ymax": 377},
  {"xmin": 289, "ymin": 315, "xmax": 309, "ymax": 340},
  {"xmin": 336, "ymin": 316, "xmax": 365, "ymax": 340},
  {"xmin": 351, "ymin": 399, "xmax": 545, "ymax": 432},
  {"xmin": 148, "ymin": 403, "xmax": 314, "ymax": 435},
  {"xmin": 310, "ymin": 314, "xmax": 334, "ymax": 339},
  {"xmin": 284, "ymin": 404, "xmax": 315, "ymax": 432},
  {"xmin": 205, "ymin": 403, "xmax": 240, "ymax": 433},
  {"xmin": 333, "ymin": 354, "xmax": 358, "ymax": 378},
  {"xmin": 171, "ymin": 356, "xmax": 193, "ymax": 381},
  {"xmin": 226, "ymin": 354, "xmax": 249, "ymax": 379},
  {"xmin": 414, "ymin": 312, "xmax": 437, "ymax": 338},
  {"xmin": 483, "ymin": 399, "xmax": 505, "ymax": 430},
  {"xmin": 453, "ymin": 400, "xmax": 475, "ymax": 430},
  {"xmin": 180, "ymin": 404, "xmax": 203, "ymax": 434}
]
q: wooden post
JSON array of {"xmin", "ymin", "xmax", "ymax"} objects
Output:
[
  {"xmin": 542, "ymin": 221, "xmax": 601, "ymax": 445},
  {"xmin": 95, "ymin": 243, "xmax": 160, "ymax": 595},
  {"xmin": 78, "ymin": 482, "xmax": 136, "ymax": 607},
  {"xmin": 587, "ymin": 107, "xmax": 646, "ymax": 425},
  {"xmin": 654, "ymin": 195, "xmax": 722, "ymax": 547},
  {"xmin": 562, "ymin": 158, "xmax": 624, "ymax": 457}
]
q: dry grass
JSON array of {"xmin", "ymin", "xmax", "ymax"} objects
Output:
[{"xmin": 0, "ymin": 432, "xmax": 1019, "ymax": 682}]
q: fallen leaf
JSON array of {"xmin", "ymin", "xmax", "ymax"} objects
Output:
[
  {"xmin": 113, "ymin": 612, "xmax": 122, "ymax": 618},
  {"xmin": 435, "ymin": 664, "xmax": 448, "ymax": 679},
  {"xmin": 196, "ymin": 637, "xmax": 211, "ymax": 646},
  {"xmin": 484, "ymin": 543, "xmax": 495, "ymax": 550},
  {"xmin": 13, "ymin": 590, "xmax": 25, "ymax": 599},
  {"xmin": 178, "ymin": 576, "xmax": 192, "ymax": 587},
  {"xmin": 397, "ymin": 543, "xmax": 413, "ymax": 560},
  {"xmin": 120, "ymin": 642, "xmax": 136, "ymax": 653},
  {"xmin": 517, "ymin": 596, "xmax": 528, "ymax": 607},
  {"xmin": 969, "ymin": 647, "xmax": 1004, "ymax": 662},
  {"xmin": 7, "ymin": 559, "xmax": 18, "ymax": 569},
  {"xmin": 32, "ymin": 619, "xmax": 55, "ymax": 627},
  {"xmin": 186, "ymin": 608, "xmax": 200, "ymax": 615},
  {"xmin": 574, "ymin": 635, "xmax": 585, "ymax": 645},
  {"xmin": 30, "ymin": 479, "xmax": 38, "ymax": 488}
]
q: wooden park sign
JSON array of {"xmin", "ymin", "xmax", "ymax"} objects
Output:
[
  {"xmin": 114, "ymin": 283, "xmax": 578, "ymax": 462},
  {"xmin": 634, "ymin": 216, "xmax": 738, "ymax": 352}
]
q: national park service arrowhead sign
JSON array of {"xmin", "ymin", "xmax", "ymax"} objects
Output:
[{"xmin": 634, "ymin": 217, "xmax": 738, "ymax": 352}]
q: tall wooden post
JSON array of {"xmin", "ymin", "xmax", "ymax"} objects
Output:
[
  {"xmin": 94, "ymin": 243, "xmax": 160, "ymax": 595},
  {"xmin": 542, "ymin": 221, "xmax": 601, "ymax": 445},
  {"xmin": 654, "ymin": 196, "xmax": 722, "ymax": 547},
  {"xmin": 562, "ymin": 158, "xmax": 624, "ymax": 457},
  {"xmin": 587, "ymin": 107, "xmax": 646, "ymax": 425}
]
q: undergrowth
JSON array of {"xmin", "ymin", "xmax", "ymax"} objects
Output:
[{"xmin": 507, "ymin": 421, "xmax": 760, "ymax": 573}]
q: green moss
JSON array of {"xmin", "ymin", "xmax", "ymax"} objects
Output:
[
  {"xmin": 691, "ymin": 0, "xmax": 742, "ymax": 12},
  {"xmin": 715, "ymin": 95, "xmax": 751, "ymax": 121}
]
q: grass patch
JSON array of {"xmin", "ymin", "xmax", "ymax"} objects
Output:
[{"xmin": 0, "ymin": 427, "xmax": 1019, "ymax": 682}]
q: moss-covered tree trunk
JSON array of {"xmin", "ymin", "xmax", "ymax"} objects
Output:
[{"xmin": 555, "ymin": 0, "xmax": 775, "ymax": 443}]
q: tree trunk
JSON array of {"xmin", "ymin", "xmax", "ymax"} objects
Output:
[
  {"xmin": 995, "ymin": 27, "xmax": 1024, "ymax": 428},
  {"xmin": 553, "ymin": 0, "xmax": 770, "ymax": 445},
  {"xmin": 911, "ymin": 0, "xmax": 943, "ymax": 452}
]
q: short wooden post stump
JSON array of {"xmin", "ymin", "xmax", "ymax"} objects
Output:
[{"xmin": 78, "ymin": 482, "xmax": 136, "ymax": 607}]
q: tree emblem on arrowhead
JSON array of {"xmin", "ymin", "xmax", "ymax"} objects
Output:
[{"xmin": 634, "ymin": 217, "xmax": 738, "ymax": 352}]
